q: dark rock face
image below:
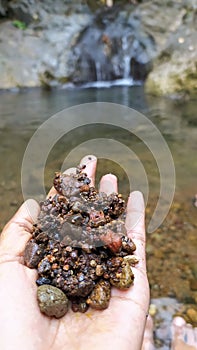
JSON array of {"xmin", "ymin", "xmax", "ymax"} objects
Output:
[
  {"xmin": 68, "ymin": 6, "xmax": 155, "ymax": 84},
  {"xmin": 0, "ymin": 1, "xmax": 155, "ymax": 88},
  {"xmin": 0, "ymin": 1, "xmax": 91, "ymax": 88},
  {"xmin": 0, "ymin": 0, "xmax": 8, "ymax": 16},
  {"xmin": 0, "ymin": 0, "xmax": 196, "ymax": 96},
  {"xmin": 1, "ymin": 0, "xmax": 87, "ymax": 20}
]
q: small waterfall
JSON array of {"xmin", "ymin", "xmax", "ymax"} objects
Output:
[
  {"xmin": 122, "ymin": 36, "xmax": 131, "ymax": 79},
  {"xmin": 70, "ymin": 6, "xmax": 154, "ymax": 86},
  {"xmin": 95, "ymin": 61, "xmax": 102, "ymax": 81}
]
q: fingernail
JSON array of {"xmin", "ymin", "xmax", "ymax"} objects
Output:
[{"xmin": 80, "ymin": 155, "xmax": 97, "ymax": 166}]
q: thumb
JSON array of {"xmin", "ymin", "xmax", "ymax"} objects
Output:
[{"xmin": 0, "ymin": 199, "xmax": 40, "ymax": 261}]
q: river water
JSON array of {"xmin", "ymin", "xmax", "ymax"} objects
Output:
[
  {"xmin": 0, "ymin": 86, "xmax": 196, "ymax": 345},
  {"xmin": 0, "ymin": 86, "xmax": 196, "ymax": 217}
]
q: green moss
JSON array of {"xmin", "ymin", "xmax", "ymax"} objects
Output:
[
  {"xmin": 12, "ymin": 20, "xmax": 27, "ymax": 30},
  {"xmin": 145, "ymin": 61, "xmax": 197, "ymax": 98},
  {"xmin": 58, "ymin": 77, "xmax": 70, "ymax": 84}
]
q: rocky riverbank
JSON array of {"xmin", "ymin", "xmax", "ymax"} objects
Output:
[{"xmin": 0, "ymin": 0, "xmax": 196, "ymax": 97}]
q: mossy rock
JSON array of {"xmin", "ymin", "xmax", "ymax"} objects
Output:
[{"xmin": 145, "ymin": 52, "xmax": 197, "ymax": 98}]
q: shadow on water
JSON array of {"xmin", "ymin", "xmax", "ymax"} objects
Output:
[{"xmin": 0, "ymin": 87, "xmax": 197, "ymax": 326}]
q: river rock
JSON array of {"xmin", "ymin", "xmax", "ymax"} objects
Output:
[
  {"xmin": 144, "ymin": 1, "xmax": 197, "ymax": 98},
  {"xmin": 0, "ymin": 1, "xmax": 91, "ymax": 89},
  {"xmin": 186, "ymin": 308, "xmax": 197, "ymax": 325},
  {"xmin": 189, "ymin": 279, "xmax": 197, "ymax": 291},
  {"xmin": 37, "ymin": 284, "xmax": 69, "ymax": 318}
]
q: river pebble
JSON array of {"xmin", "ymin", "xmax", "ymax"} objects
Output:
[{"xmin": 37, "ymin": 285, "xmax": 69, "ymax": 318}]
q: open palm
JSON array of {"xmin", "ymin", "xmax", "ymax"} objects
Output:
[{"xmin": 0, "ymin": 156, "xmax": 149, "ymax": 350}]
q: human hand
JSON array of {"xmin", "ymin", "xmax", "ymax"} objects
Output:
[{"xmin": 0, "ymin": 155, "xmax": 149, "ymax": 350}]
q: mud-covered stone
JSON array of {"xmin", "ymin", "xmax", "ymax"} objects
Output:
[
  {"xmin": 87, "ymin": 280, "xmax": 111, "ymax": 310},
  {"xmin": 110, "ymin": 262, "xmax": 134, "ymax": 289},
  {"xmin": 123, "ymin": 255, "xmax": 139, "ymax": 266},
  {"xmin": 24, "ymin": 240, "xmax": 43, "ymax": 268},
  {"xmin": 37, "ymin": 285, "xmax": 69, "ymax": 318}
]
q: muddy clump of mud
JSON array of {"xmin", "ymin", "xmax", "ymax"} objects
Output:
[{"xmin": 24, "ymin": 165, "xmax": 138, "ymax": 318}]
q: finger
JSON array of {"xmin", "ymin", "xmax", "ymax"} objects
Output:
[
  {"xmin": 125, "ymin": 191, "xmax": 146, "ymax": 262},
  {"xmin": 47, "ymin": 167, "xmax": 77, "ymax": 198},
  {"xmin": 99, "ymin": 174, "xmax": 118, "ymax": 195},
  {"xmin": 79, "ymin": 154, "xmax": 97, "ymax": 186},
  {"xmin": 0, "ymin": 199, "xmax": 40, "ymax": 260},
  {"xmin": 141, "ymin": 315, "xmax": 154, "ymax": 350}
]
